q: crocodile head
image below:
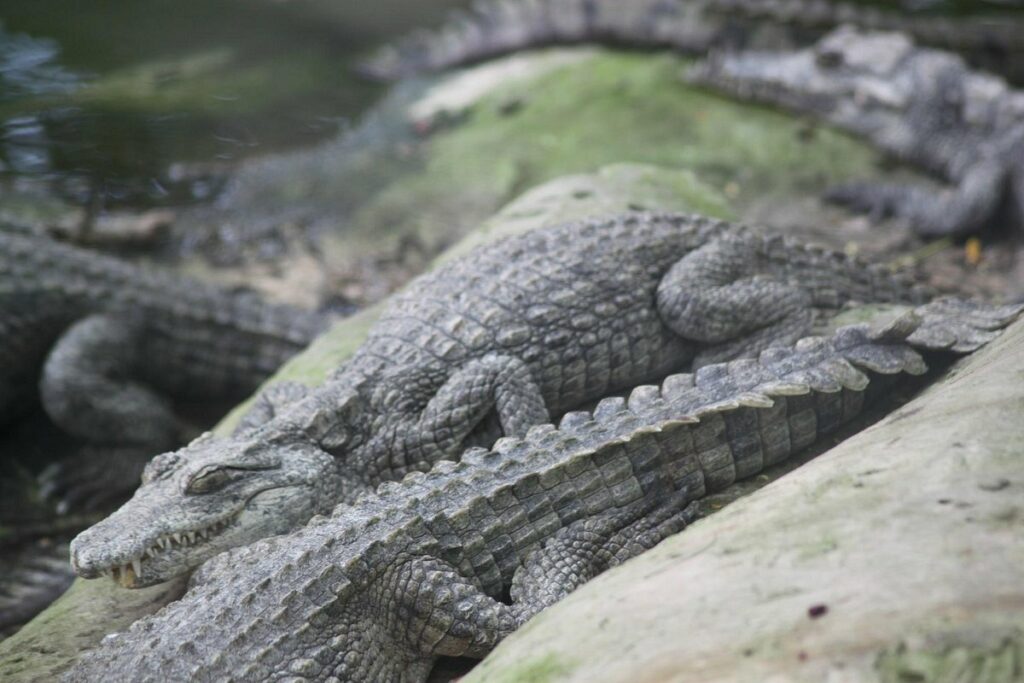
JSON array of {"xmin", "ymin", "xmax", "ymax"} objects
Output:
[
  {"xmin": 688, "ymin": 26, "xmax": 922, "ymax": 131},
  {"xmin": 69, "ymin": 429, "xmax": 343, "ymax": 588}
]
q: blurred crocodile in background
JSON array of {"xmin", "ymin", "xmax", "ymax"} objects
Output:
[
  {"xmin": 0, "ymin": 542, "xmax": 74, "ymax": 640},
  {"xmin": 359, "ymin": 0, "xmax": 1024, "ymax": 241},
  {"xmin": 0, "ymin": 225, "xmax": 331, "ymax": 509},
  {"xmin": 64, "ymin": 298, "xmax": 1023, "ymax": 682},
  {"xmin": 358, "ymin": 0, "xmax": 1024, "ymax": 81},
  {"xmin": 68, "ymin": 212, "xmax": 947, "ymax": 589},
  {"xmin": 689, "ymin": 26, "xmax": 1024, "ymax": 239}
]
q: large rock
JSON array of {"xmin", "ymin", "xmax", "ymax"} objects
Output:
[{"xmin": 465, "ymin": 318, "xmax": 1024, "ymax": 683}]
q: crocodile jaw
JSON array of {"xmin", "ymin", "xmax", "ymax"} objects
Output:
[
  {"xmin": 70, "ymin": 438, "xmax": 340, "ymax": 588},
  {"xmin": 71, "ymin": 486, "xmax": 319, "ymax": 588}
]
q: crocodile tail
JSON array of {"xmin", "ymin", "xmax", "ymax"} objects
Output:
[
  {"xmin": 902, "ymin": 298, "xmax": 1024, "ymax": 353},
  {"xmin": 580, "ymin": 296, "xmax": 1019, "ymax": 431},
  {"xmin": 747, "ymin": 232, "xmax": 934, "ymax": 311},
  {"xmin": 556, "ymin": 297, "xmax": 1018, "ymax": 487},
  {"xmin": 357, "ymin": 0, "xmax": 1024, "ymax": 82},
  {"xmin": 356, "ymin": 0, "xmax": 706, "ymax": 81}
]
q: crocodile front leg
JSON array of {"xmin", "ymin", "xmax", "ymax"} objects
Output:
[
  {"xmin": 656, "ymin": 235, "xmax": 816, "ymax": 367},
  {"xmin": 345, "ymin": 492, "xmax": 699, "ymax": 681},
  {"xmin": 825, "ymin": 159, "xmax": 1007, "ymax": 238},
  {"xmin": 38, "ymin": 315, "xmax": 183, "ymax": 508},
  {"xmin": 370, "ymin": 354, "xmax": 550, "ymax": 479},
  {"xmin": 310, "ymin": 555, "xmax": 519, "ymax": 681},
  {"xmin": 40, "ymin": 315, "xmax": 182, "ymax": 448}
]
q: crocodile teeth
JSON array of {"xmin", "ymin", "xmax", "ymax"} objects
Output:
[
  {"xmin": 132, "ymin": 558, "xmax": 142, "ymax": 576},
  {"xmin": 139, "ymin": 517, "xmax": 237, "ymax": 564},
  {"xmin": 119, "ymin": 564, "xmax": 136, "ymax": 588}
]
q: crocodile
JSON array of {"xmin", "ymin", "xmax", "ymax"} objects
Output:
[
  {"xmin": 68, "ymin": 212, "xmax": 943, "ymax": 589},
  {"xmin": 359, "ymin": 2, "xmax": 1024, "ymax": 240},
  {"xmin": 357, "ymin": 0, "xmax": 1024, "ymax": 82},
  {"xmin": 64, "ymin": 301, "xmax": 1023, "ymax": 683},
  {"xmin": 0, "ymin": 226, "xmax": 331, "ymax": 506},
  {"xmin": 689, "ymin": 26, "xmax": 1024, "ymax": 239}
]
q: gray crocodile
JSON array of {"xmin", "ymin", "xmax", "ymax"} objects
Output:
[
  {"xmin": 357, "ymin": 0, "xmax": 1024, "ymax": 82},
  {"xmin": 64, "ymin": 301, "xmax": 1022, "ymax": 682},
  {"xmin": 360, "ymin": 2, "xmax": 1024, "ymax": 240},
  {"xmin": 68, "ymin": 212, "xmax": 941, "ymax": 589},
  {"xmin": 0, "ymin": 226, "xmax": 330, "ymax": 505},
  {"xmin": 689, "ymin": 26, "xmax": 1024, "ymax": 239}
]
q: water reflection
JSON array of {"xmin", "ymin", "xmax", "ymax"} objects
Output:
[
  {"xmin": 0, "ymin": 7, "xmax": 374, "ymax": 212},
  {"xmin": 0, "ymin": 24, "xmax": 79, "ymax": 101}
]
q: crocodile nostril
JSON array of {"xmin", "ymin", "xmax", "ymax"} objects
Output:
[{"xmin": 69, "ymin": 544, "xmax": 90, "ymax": 574}]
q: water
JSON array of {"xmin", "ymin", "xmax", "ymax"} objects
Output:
[
  {"xmin": 0, "ymin": 0, "xmax": 384, "ymax": 210},
  {"xmin": 0, "ymin": 0, "xmax": 1018, "ymax": 214}
]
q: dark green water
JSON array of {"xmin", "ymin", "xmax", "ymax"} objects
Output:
[
  {"xmin": 0, "ymin": 0, "xmax": 1018, "ymax": 212},
  {"xmin": 0, "ymin": 0, "xmax": 383, "ymax": 209}
]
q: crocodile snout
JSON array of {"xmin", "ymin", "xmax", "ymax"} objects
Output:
[{"xmin": 69, "ymin": 535, "xmax": 102, "ymax": 578}]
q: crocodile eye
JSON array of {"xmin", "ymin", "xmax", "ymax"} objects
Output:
[
  {"xmin": 815, "ymin": 48, "xmax": 844, "ymax": 70},
  {"xmin": 186, "ymin": 468, "xmax": 232, "ymax": 495}
]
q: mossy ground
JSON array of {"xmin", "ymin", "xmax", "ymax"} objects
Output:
[{"xmin": 339, "ymin": 49, "xmax": 883, "ymax": 250}]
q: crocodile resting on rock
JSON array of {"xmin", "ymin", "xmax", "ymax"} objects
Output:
[
  {"xmin": 64, "ymin": 302, "xmax": 1022, "ymax": 682},
  {"xmin": 361, "ymin": 1, "xmax": 1024, "ymax": 240},
  {"xmin": 0, "ymin": 226, "xmax": 330, "ymax": 506},
  {"xmin": 70, "ymin": 212, "xmax": 944, "ymax": 589}
]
